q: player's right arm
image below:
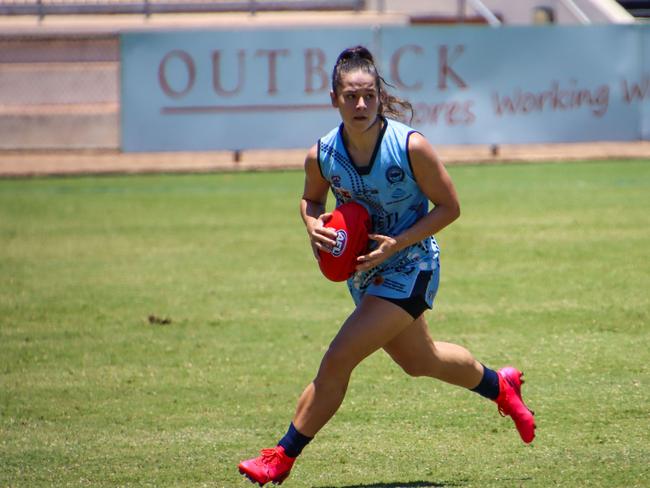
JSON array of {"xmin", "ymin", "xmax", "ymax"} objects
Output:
[{"xmin": 300, "ymin": 144, "xmax": 337, "ymax": 259}]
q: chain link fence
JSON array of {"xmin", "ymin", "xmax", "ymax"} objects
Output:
[
  {"xmin": 0, "ymin": 0, "xmax": 365, "ymax": 16},
  {"xmin": 0, "ymin": 35, "xmax": 119, "ymax": 149}
]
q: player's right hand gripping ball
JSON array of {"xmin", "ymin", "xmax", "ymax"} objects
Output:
[{"xmin": 318, "ymin": 201, "xmax": 371, "ymax": 282}]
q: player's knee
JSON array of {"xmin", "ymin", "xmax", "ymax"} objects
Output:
[
  {"xmin": 398, "ymin": 361, "xmax": 432, "ymax": 378},
  {"xmin": 315, "ymin": 346, "xmax": 356, "ymax": 383},
  {"xmin": 392, "ymin": 352, "xmax": 441, "ymax": 378}
]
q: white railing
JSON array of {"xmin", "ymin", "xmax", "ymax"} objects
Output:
[
  {"xmin": 560, "ymin": 0, "xmax": 592, "ymax": 24},
  {"xmin": 374, "ymin": 0, "xmax": 627, "ymax": 25},
  {"xmin": 467, "ymin": 0, "xmax": 501, "ymax": 26}
]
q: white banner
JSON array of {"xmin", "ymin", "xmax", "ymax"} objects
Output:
[{"xmin": 121, "ymin": 25, "xmax": 649, "ymax": 151}]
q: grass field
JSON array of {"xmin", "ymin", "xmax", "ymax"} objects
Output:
[{"xmin": 1, "ymin": 160, "xmax": 649, "ymax": 487}]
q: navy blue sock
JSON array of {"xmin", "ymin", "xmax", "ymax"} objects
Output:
[
  {"xmin": 471, "ymin": 364, "xmax": 500, "ymax": 400},
  {"xmin": 277, "ymin": 423, "xmax": 313, "ymax": 458}
]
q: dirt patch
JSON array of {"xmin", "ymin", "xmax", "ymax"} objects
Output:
[{"xmin": 1, "ymin": 142, "xmax": 649, "ymax": 177}]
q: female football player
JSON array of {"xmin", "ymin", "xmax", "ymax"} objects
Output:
[{"xmin": 239, "ymin": 45, "xmax": 535, "ymax": 486}]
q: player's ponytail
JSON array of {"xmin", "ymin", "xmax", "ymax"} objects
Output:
[{"xmin": 331, "ymin": 46, "xmax": 413, "ymax": 123}]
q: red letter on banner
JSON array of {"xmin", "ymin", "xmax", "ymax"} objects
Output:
[
  {"xmin": 305, "ymin": 48, "xmax": 328, "ymax": 94},
  {"xmin": 438, "ymin": 45, "xmax": 468, "ymax": 90},
  {"xmin": 390, "ymin": 45, "xmax": 423, "ymax": 90},
  {"xmin": 256, "ymin": 49, "xmax": 290, "ymax": 95},
  {"xmin": 158, "ymin": 50, "xmax": 196, "ymax": 98},
  {"xmin": 212, "ymin": 49, "xmax": 246, "ymax": 96}
]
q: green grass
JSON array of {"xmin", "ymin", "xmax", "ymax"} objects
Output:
[{"xmin": 1, "ymin": 160, "xmax": 649, "ymax": 487}]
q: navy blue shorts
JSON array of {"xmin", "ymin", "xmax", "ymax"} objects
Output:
[{"xmin": 379, "ymin": 269, "xmax": 437, "ymax": 319}]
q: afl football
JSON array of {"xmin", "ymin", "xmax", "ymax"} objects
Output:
[{"xmin": 318, "ymin": 201, "xmax": 371, "ymax": 282}]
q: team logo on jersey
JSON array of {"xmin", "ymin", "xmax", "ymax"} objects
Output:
[
  {"xmin": 332, "ymin": 230, "xmax": 347, "ymax": 257},
  {"xmin": 332, "ymin": 175, "xmax": 342, "ymax": 188},
  {"xmin": 334, "ymin": 187, "xmax": 352, "ymax": 200},
  {"xmin": 386, "ymin": 165, "xmax": 405, "ymax": 184}
]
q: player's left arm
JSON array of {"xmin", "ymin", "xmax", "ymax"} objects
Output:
[
  {"xmin": 356, "ymin": 132, "xmax": 460, "ymax": 271},
  {"xmin": 395, "ymin": 132, "xmax": 461, "ymax": 248}
]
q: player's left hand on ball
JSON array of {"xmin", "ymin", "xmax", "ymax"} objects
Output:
[
  {"xmin": 307, "ymin": 212, "xmax": 338, "ymax": 260},
  {"xmin": 355, "ymin": 233, "xmax": 397, "ymax": 272}
]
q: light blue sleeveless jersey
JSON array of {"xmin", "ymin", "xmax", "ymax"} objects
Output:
[{"xmin": 317, "ymin": 117, "xmax": 440, "ymax": 307}]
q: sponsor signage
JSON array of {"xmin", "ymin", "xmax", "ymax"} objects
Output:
[{"xmin": 121, "ymin": 25, "xmax": 650, "ymax": 151}]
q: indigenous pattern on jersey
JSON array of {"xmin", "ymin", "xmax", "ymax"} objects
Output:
[{"xmin": 317, "ymin": 116, "xmax": 440, "ymax": 308}]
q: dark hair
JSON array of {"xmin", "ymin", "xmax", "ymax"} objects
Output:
[{"xmin": 331, "ymin": 46, "xmax": 413, "ymax": 123}]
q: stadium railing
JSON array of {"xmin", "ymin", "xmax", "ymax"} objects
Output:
[{"xmin": 0, "ymin": 0, "xmax": 365, "ymax": 17}]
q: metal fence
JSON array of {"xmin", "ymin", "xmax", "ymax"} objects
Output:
[
  {"xmin": 0, "ymin": 35, "xmax": 120, "ymax": 150},
  {"xmin": 0, "ymin": 0, "xmax": 365, "ymax": 16}
]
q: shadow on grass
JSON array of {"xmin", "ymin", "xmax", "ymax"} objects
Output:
[{"xmin": 315, "ymin": 481, "xmax": 467, "ymax": 488}]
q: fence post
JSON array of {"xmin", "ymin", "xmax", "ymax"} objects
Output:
[{"xmin": 457, "ymin": 0, "xmax": 466, "ymax": 21}]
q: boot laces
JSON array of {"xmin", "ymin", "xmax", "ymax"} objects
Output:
[
  {"xmin": 498, "ymin": 376, "xmax": 520, "ymax": 417},
  {"xmin": 498, "ymin": 380, "xmax": 534, "ymax": 418},
  {"xmin": 260, "ymin": 447, "xmax": 284, "ymax": 466}
]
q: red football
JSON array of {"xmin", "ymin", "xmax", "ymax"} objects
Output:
[{"xmin": 318, "ymin": 201, "xmax": 371, "ymax": 282}]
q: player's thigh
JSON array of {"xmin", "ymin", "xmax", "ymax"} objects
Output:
[
  {"xmin": 324, "ymin": 295, "xmax": 414, "ymax": 372},
  {"xmin": 382, "ymin": 315, "xmax": 438, "ymax": 377}
]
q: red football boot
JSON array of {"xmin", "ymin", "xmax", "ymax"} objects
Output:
[
  {"xmin": 238, "ymin": 446, "xmax": 295, "ymax": 486},
  {"xmin": 496, "ymin": 366, "xmax": 536, "ymax": 443}
]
